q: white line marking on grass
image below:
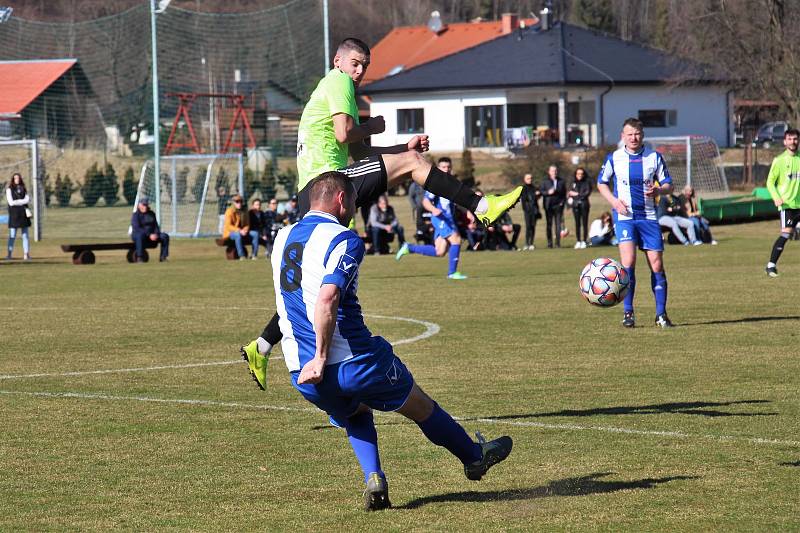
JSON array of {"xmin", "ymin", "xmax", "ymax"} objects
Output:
[
  {"xmin": 0, "ymin": 314, "xmax": 440, "ymax": 380},
  {"xmin": 1, "ymin": 389, "xmax": 798, "ymax": 449}
]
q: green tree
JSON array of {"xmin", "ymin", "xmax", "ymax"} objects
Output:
[
  {"xmin": 457, "ymin": 149, "xmax": 476, "ymax": 187},
  {"xmin": 176, "ymin": 166, "xmax": 189, "ymax": 202},
  {"xmin": 43, "ymin": 173, "xmax": 53, "ymax": 207},
  {"xmin": 122, "ymin": 166, "xmax": 138, "ymax": 206},
  {"xmin": 244, "ymin": 167, "xmax": 261, "ymax": 202},
  {"xmin": 80, "ymin": 162, "xmax": 104, "ymax": 207},
  {"xmin": 276, "ymin": 168, "xmax": 297, "ymax": 198},
  {"xmin": 55, "ymin": 173, "xmax": 76, "ymax": 207},
  {"xmin": 191, "ymin": 166, "xmax": 206, "ymax": 203},
  {"xmin": 102, "ymin": 162, "xmax": 120, "ymax": 206}
]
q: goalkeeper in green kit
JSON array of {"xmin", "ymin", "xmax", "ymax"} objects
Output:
[{"xmin": 765, "ymin": 128, "xmax": 800, "ymax": 277}]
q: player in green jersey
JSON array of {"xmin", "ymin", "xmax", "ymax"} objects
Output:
[
  {"xmin": 765, "ymin": 128, "xmax": 800, "ymax": 277},
  {"xmin": 241, "ymin": 38, "xmax": 522, "ymax": 389}
]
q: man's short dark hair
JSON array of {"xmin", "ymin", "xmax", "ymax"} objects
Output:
[
  {"xmin": 437, "ymin": 157, "xmax": 452, "ymax": 165},
  {"xmin": 623, "ymin": 117, "xmax": 644, "ymax": 131},
  {"xmin": 337, "ymin": 38, "xmax": 370, "ymax": 57},
  {"xmin": 308, "ymin": 171, "xmax": 353, "ymax": 205},
  {"xmin": 785, "ymin": 128, "xmax": 800, "ymax": 138}
]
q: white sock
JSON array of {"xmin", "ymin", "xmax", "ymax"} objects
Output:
[
  {"xmin": 256, "ymin": 337, "xmax": 272, "ymax": 355},
  {"xmin": 767, "ymin": 262, "xmax": 776, "ymax": 268},
  {"xmin": 475, "ymin": 198, "xmax": 488, "ymax": 215}
]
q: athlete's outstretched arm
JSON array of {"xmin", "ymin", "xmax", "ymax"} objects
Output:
[
  {"xmin": 333, "ymin": 112, "xmax": 383, "ymax": 145},
  {"xmin": 298, "ymin": 283, "xmax": 340, "ymax": 385},
  {"xmin": 350, "ymin": 135, "xmax": 430, "ymax": 160}
]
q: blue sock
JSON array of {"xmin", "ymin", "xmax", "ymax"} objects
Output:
[
  {"xmin": 416, "ymin": 402, "xmax": 481, "ymax": 465},
  {"xmin": 408, "ymin": 244, "xmax": 437, "ymax": 257},
  {"xmin": 652, "ymin": 271, "xmax": 668, "ymax": 316},
  {"xmin": 345, "ymin": 410, "xmax": 383, "ymax": 483},
  {"xmin": 448, "ymin": 244, "xmax": 460, "ymax": 275},
  {"xmin": 623, "ymin": 266, "xmax": 636, "ymax": 313}
]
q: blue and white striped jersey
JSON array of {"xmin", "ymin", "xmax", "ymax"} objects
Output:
[
  {"xmin": 597, "ymin": 145, "xmax": 672, "ymax": 221},
  {"xmin": 271, "ymin": 210, "xmax": 374, "ymax": 372},
  {"xmin": 424, "ymin": 190, "xmax": 454, "ymax": 224}
]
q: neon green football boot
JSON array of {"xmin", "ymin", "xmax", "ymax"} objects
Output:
[
  {"xmin": 447, "ymin": 271, "xmax": 468, "ymax": 280},
  {"xmin": 477, "ymin": 186, "xmax": 523, "ymax": 226},
  {"xmin": 240, "ymin": 340, "xmax": 268, "ymax": 391}
]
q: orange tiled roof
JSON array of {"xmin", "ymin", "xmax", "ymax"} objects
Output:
[
  {"xmin": 0, "ymin": 59, "xmax": 76, "ymax": 116},
  {"xmin": 364, "ymin": 18, "xmax": 537, "ymax": 84}
]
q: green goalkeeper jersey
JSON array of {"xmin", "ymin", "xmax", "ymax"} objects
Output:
[
  {"xmin": 296, "ymin": 69, "xmax": 359, "ymax": 192},
  {"xmin": 766, "ymin": 150, "xmax": 800, "ymax": 209}
]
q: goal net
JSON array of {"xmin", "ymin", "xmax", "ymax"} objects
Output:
[
  {"xmin": 646, "ymin": 136, "xmax": 729, "ymax": 195},
  {"xmin": 135, "ymin": 154, "xmax": 244, "ymax": 237}
]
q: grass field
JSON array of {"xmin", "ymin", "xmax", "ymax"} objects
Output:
[{"xmin": 2, "ymin": 202, "xmax": 800, "ymax": 531}]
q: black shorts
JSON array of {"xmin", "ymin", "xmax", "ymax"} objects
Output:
[
  {"xmin": 780, "ymin": 208, "xmax": 800, "ymax": 229},
  {"xmin": 297, "ymin": 155, "xmax": 388, "ymax": 217}
]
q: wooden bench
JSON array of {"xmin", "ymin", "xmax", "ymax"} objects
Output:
[
  {"xmin": 215, "ymin": 235, "xmax": 268, "ymax": 260},
  {"xmin": 61, "ymin": 240, "xmax": 158, "ymax": 265}
]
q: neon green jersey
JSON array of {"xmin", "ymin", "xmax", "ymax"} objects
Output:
[
  {"xmin": 766, "ymin": 150, "xmax": 800, "ymax": 209},
  {"xmin": 296, "ymin": 69, "xmax": 359, "ymax": 191}
]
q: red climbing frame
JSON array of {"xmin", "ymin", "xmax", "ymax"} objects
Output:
[{"xmin": 164, "ymin": 92, "xmax": 257, "ymax": 155}]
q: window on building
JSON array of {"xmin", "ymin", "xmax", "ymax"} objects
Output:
[
  {"xmin": 507, "ymin": 104, "xmax": 536, "ymax": 128},
  {"xmin": 465, "ymin": 105, "xmax": 505, "ymax": 147},
  {"xmin": 397, "ymin": 108, "xmax": 424, "ymax": 133},
  {"xmin": 638, "ymin": 109, "xmax": 677, "ymax": 128}
]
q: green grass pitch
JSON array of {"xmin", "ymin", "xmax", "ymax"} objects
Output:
[{"xmin": 1, "ymin": 210, "xmax": 799, "ymax": 531}]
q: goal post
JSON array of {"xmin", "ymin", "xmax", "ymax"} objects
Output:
[
  {"xmin": 646, "ymin": 136, "xmax": 729, "ymax": 196},
  {"xmin": 135, "ymin": 153, "xmax": 244, "ymax": 237},
  {"xmin": 0, "ymin": 139, "xmax": 42, "ymax": 241}
]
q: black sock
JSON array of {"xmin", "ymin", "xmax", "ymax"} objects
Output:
[
  {"xmin": 770, "ymin": 235, "xmax": 789, "ymax": 264},
  {"xmin": 423, "ymin": 166, "xmax": 481, "ymax": 213},
  {"xmin": 260, "ymin": 312, "xmax": 283, "ymax": 345}
]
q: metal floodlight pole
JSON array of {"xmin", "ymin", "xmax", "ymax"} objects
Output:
[
  {"xmin": 149, "ymin": 0, "xmax": 161, "ymax": 221},
  {"xmin": 323, "ymin": 0, "xmax": 330, "ymax": 72}
]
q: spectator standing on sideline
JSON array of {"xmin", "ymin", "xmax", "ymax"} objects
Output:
[
  {"xmin": 568, "ymin": 167, "xmax": 592, "ymax": 249},
  {"xmin": 597, "ymin": 117, "xmax": 674, "ymax": 328},
  {"xmin": 217, "ymin": 186, "xmax": 230, "ymax": 234},
  {"xmin": 5, "ymin": 172, "xmax": 31, "ymax": 260},
  {"xmin": 408, "ymin": 180, "xmax": 424, "ymax": 226},
  {"xmin": 680, "ymin": 185, "xmax": 717, "ymax": 245},
  {"xmin": 223, "ymin": 194, "xmax": 251, "ymax": 260},
  {"xmin": 248, "ymin": 198, "xmax": 266, "ymax": 259},
  {"xmin": 284, "ymin": 195, "xmax": 300, "ymax": 224},
  {"xmin": 368, "ymin": 194, "xmax": 405, "ymax": 254},
  {"xmin": 589, "ymin": 211, "xmax": 616, "ymax": 246},
  {"xmin": 765, "ymin": 127, "xmax": 800, "ymax": 277},
  {"xmin": 130, "ymin": 196, "xmax": 170, "ymax": 262},
  {"xmin": 520, "ymin": 173, "xmax": 540, "ymax": 250},
  {"xmin": 540, "ymin": 164, "xmax": 566, "ymax": 248}
]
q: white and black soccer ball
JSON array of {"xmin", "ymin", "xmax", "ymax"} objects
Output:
[{"xmin": 579, "ymin": 257, "xmax": 630, "ymax": 307}]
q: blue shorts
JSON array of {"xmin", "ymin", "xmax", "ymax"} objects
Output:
[
  {"xmin": 291, "ymin": 336, "xmax": 414, "ymax": 424},
  {"xmin": 614, "ymin": 218, "xmax": 663, "ymax": 251},
  {"xmin": 432, "ymin": 215, "xmax": 456, "ymax": 240}
]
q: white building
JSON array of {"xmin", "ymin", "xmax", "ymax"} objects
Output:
[{"xmin": 362, "ymin": 22, "xmax": 733, "ymax": 151}]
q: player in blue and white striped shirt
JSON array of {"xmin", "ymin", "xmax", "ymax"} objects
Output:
[
  {"xmin": 271, "ymin": 172, "xmax": 512, "ymax": 510},
  {"xmin": 597, "ymin": 118, "xmax": 674, "ymax": 328}
]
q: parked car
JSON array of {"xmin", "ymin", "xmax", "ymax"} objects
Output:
[{"xmin": 753, "ymin": 121, "xmax": 789, "ymax": 148}]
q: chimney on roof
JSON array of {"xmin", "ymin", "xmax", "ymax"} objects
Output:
[
  {"xmin": 427, "ymin": 10, "xmax": 446, "ymax": 35},
  {"xmin": 501, "ymin": 13, "xmax": 518, "ymax": 34},
  {"xmin": 540, "ymin": 1, "xmax": 553, "ymax": 31}
]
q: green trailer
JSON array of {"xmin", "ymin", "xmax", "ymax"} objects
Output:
[{"xmin": 698, "ymin": 188, "xmax": 778, "ymax": 224}]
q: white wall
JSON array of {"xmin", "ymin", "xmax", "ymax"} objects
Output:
[
  {"xmin": 601, "ymin": 86, "xmax": 731, "ymax": 147},
  {"xmin": 369, "ymin": 91, "xmax": 506, "ymax": 152}
]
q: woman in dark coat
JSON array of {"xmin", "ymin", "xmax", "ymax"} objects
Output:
[
  {"xmin": 6, "ymin": 173, "xmax": 31, "ymax": 260},
  {"xmin": 568, "ymin": 167, "xmax": 592, "ymax": 249}
]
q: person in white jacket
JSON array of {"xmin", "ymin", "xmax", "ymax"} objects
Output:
[{"xmin": 6, "ymin": 173, "xmax": 31, "ymax": 260}]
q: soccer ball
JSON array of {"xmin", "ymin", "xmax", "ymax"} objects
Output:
[{"xmin": 579, "ymin": 257, "xmax": 630, "ymax": 307}]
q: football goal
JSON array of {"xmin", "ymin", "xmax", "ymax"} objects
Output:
[
  {"xmin": 646, "ymin": 136, "xmax": 729, "ymax": 195},
  {"xmin": 135, "ymin": 154, "xmax": 244, "ymax": 237},
  {"xmin": 0, "ymin": 140, "xmax": 43, "ymax": 241}
]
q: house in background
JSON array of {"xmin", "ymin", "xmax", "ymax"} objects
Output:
[
  {"xmin": 364, "ymin": 12, "xmax": 537, "ymax": 85},
  {"xmin": 0, "ymin": 59, "xmax": 95, "ymax": 144},
  {"xmin": 361, "ymin": 20, "xmax": 733, "ymax": 152}
]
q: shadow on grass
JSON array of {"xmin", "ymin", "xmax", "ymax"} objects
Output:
[
  {"xmin": 680, "ymin": 315, "xmax": 800, "ymax": 326},
  {"xmin": 397, "ymin": 472, "xmax": 698, "ymax": 509},
  {"xmin": 482, "ymin": 400, "xmax": 776, "ymax": 420},
  {"xmin": 780, "ymin": 461, "xmax": 800, "ymax": 467}
]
